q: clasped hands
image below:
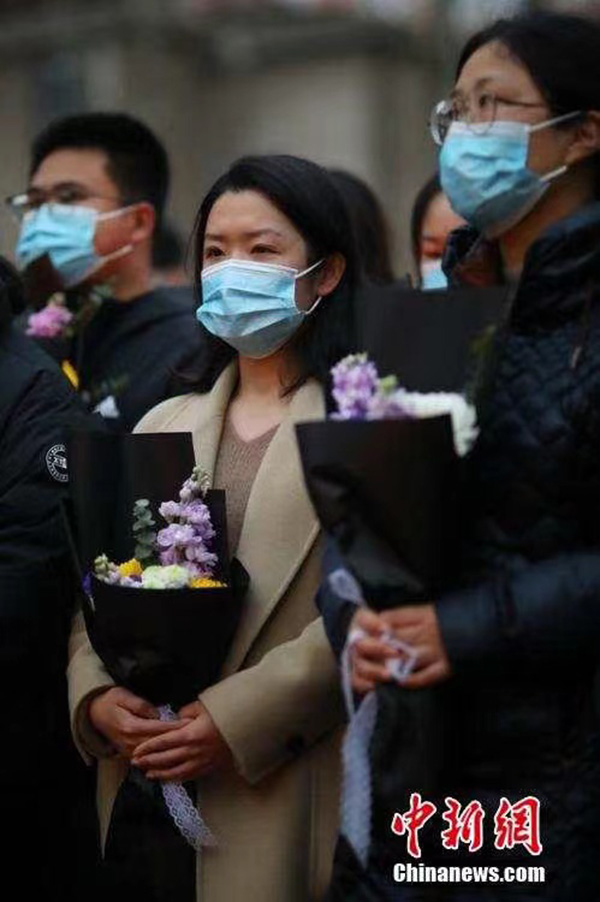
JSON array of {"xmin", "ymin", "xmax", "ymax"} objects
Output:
[
  {"xmin": 88, "ymin": 688, "xmax": 233, "ymax": 782},
  {"xmin": 350, "ymin": 604, "xmax": 452, "ymax": 695}
]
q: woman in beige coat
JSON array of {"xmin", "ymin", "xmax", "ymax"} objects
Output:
[{"xmin": 68, "ymin": 154, "xmax": 359, "ymax": 901}]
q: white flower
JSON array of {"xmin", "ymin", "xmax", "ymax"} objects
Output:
[
  {"xmin": 141, "ymin": 564, "xmax": 190, "ymax": 590},
  {"xmin": 396, "ymin": 391, "xmax": 479, "ymax": 457}
]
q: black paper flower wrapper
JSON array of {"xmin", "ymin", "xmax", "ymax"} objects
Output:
[
  {"xmin": 296, "ymin": 415, "xmax": 460, "ymax": 610},
  {"xmin": 85, "ymin": 556, "xmax": 247, "ymax": 709},
  {"xmin": 67, "ymin": 430, "xmax": 248, "ymax": 707}
]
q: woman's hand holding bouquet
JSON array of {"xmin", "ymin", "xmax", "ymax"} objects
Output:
[
  {"xmin": 67, "ymin": 430, "xmax": 248, "ymax": 854},
  {"xmin": 132, "ymin": 699, "xmax": 234, "ymax": 782},
  {"xmin": 82, "ymin": 464, "xmax": 239, "ymax": 780},
  {"xmin": 88, "ymin": 687, "xmax": 193, "ymax": 762}
]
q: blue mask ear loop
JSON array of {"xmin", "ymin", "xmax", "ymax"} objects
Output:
[
  {"xmin": 295, "ymin": 257, "xmax": 326, "ymax": 314},
  {"xmin": 528, "ymin": 110, "xmax": 584, "ymax": 184}
]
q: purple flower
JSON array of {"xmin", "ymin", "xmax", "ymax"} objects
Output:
[
  {"xmin": 158, "ymin": 500, "xmax": 181, "ymax": 522},
  {"xmin": 179, "ymin": 478, "xmax": 197, "ymax": 503},
  {"xmin": 179, "ymin": 500, "xmax": 216, "ymax": 536},
  {"xmin": 331, "ymin": 354, "xmax": 379, "ymax": 420},
  {"xmin": 183, "ymin": 540, "xmax": 218, "ymax": 568},
  {"xmin": 367, "ymin": 389, "xmax": 411, "ymax": 420},
  {"xmin": 154, "ymin": 472, "xmax": 219, "ymax": 578},
  {"xmin": 331, "ymin": 355, "xmax": 415, "ymax": 422},
  {"xmin": 156, "ymin": 523, "xmax": 196, "ymax": 549},
  {"xmin": 159, "ymin": 547, "xmax": 181, "ymax": 566},
  {"xmin": 26, "ymin": 304, "xmax": 73, "ymax": 338}
]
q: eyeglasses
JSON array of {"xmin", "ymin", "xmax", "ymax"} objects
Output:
[
  {"xmin": 5, "ymin": 185, "xmax": 125, "ymax": 219},
  {"xmin": 429, "ymin": 93, "xmax": 547, "ymax": 146}
]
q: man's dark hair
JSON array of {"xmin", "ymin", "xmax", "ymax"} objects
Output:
[
  {"xmin": 188, "ymin": 153, "xmax": 359, "ymax": 394},
  {"xmin": 457, "ymin": 12, "xmax": 600, "ymax": 195},
  {"xmin": 30, "ymin": 112, "xmax": 169, "ymax": 218}
]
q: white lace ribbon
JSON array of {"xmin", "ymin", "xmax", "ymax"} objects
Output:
[
  {"xmin": 330, "ymin": 567, "xmax": 417, "ymax": 867},
  {"xmin": 340, "ymin": 684, "xmax": 378, "ymax": 866},
  {"xmin": 157, "ymin": 705, "xmax": 217, "ymax": 852}
]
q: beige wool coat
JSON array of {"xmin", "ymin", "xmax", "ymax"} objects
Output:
[{"xmin": 68, "ymin": 364, "xmax": 345, "ymax": 902}]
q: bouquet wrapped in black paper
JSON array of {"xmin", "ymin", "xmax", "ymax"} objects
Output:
[
  {"xmin": 296, "ymin": 353, "xmax": 480, "ymax": 900},
  {"xmin": 68, "ymin": 430, "xmax": 246, "ymax": 709},
  {"xmin": 297, "ymin": 353, "xmax": 477, "ymax": 608},
  {"xmin": 67, "ymin": 430, "xmax": 247, "ymax": 901}
]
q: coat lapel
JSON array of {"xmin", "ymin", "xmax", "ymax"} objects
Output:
[
  {"xmin": 222, "ymin": 379, "xmax": 325, "ymax": 674},
  {"xmin": 190, "ymin": 364, "xmax": 238, "ymax": 483}
]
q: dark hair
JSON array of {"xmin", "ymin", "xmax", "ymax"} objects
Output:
[
  {"xmin": 410, "ymin": 173, "xmax": 442, "ymax": 272},
  {"xmin": 30, "ymin": 112, "xmax": 169, "ymax": 219},
  {"xmin": 456, "ymin": 11, "xmax": 600, "ymax": 194},
  {"xmin": 188, "ymin": 154, "xmax": 359, "ymax": 394},
  {"xmin": 328, "ymin": 169, "xmax": 394, "ymax": 283}
]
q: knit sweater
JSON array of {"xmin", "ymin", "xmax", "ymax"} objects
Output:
[{"xmin": 213, "ymin": 418, "xmax": 278, "ymax": 553}]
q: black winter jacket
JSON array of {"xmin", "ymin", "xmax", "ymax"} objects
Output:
[
  {"xmin": 321, "ymin": 204, "xmax": 600, "ymax": 901},
  {"xmin": 0, "ymin": 287, "xmax": 103, "ymax": 896},
  {"xmin": 426, "ymin": 203, "xmax": 600, "ymax": 899},
  {"xmin": 0, "ymin": 292, "xmax": 88, "ymax": 768}
]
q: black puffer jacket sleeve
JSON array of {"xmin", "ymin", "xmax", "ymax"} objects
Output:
[
  {"xmin": 436, "ymin": 551, "xmax": 600, "ymax": 673},
  {"xmin": 0, "ymin": 365, "xmax": 81, "ymax": 565},
  {"xmin": 0, "ymin": 326, "xmax": 99, "ymax": 773}
]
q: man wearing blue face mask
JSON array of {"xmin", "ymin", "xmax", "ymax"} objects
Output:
[{"xmin": 8, "ymin": 113, "xmax": 204, "ymax": 431}]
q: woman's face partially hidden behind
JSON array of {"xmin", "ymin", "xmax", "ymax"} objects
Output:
[{"xmin": 419, "ymin": 191, "xmax": 466, "ymax": 265}]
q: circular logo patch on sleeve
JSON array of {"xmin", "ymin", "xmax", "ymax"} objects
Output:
[{"xmin": 45, "ymin": 444, "xmax": 69, "ymax": 483}]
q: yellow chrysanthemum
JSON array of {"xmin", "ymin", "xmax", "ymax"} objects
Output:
[
  {"xmin": 118, "ymin": 558, "xmax": 143, "ymax": 578},
  {"xmin": 189, "ymin": 577, "xmax": 226, "ymax": 589}
]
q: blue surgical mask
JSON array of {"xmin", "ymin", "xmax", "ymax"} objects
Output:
[
  {"xmin": 198, "ymin": 257, "xmax": 324, "ymax": 358},
  {"xmin": 439, "ymin": 112, "xmax": 579, "ymax": 237},
  {"xmin": 16, "ymin": 203, "xmax": 133, "ymax": 288},
  {"xmin": 420, "ymin": 259, "xmax": 448, "ymax": 291}
]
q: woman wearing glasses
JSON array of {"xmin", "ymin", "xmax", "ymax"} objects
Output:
[{"xmin": 343, "ymin": 11, "xmax": 600, "ymax": 901}]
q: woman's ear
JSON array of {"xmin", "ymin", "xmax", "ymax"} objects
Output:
[
  {"xmin": 565, "ymin": 111, "xmax": 600, "ymax": 167},
  {"xmin": 316, "ymin": 253, "xmax": 346, "ymax": 297}
]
